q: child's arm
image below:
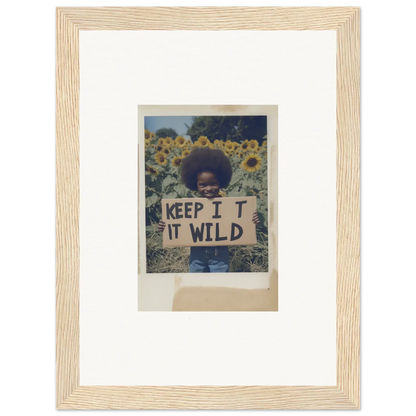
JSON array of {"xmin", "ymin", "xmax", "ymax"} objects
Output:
[
  {"xmin": 158, "ymin": 220, "xmax": 166, "ymax": 232},
  {"xmin": 252, "ymin": 212, "xmax": 260, "ymax": 225}
]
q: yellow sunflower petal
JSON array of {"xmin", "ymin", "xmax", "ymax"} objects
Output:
[
  {"xmin": 240, "ymin": 140, "xmax": 249, "ymax": 152},
  {"xmin": 155, "ymin": 152, "xmax": 168, "ymax": 166},
  {"xmin": 197, "ymin": 136, "xmax": 210, "ymax": 147},
  {"xmin": 241, "ymin": 154, "xmax": 262, "ymax": 172},
  {"xmin": 175, "ymin": 136, "xmax": 186, "ymax": 147},
  {"xmin": 171, "ymin": 156, "xmax": 182, "ymax": 167},
  {"xmin": 146, "ymin": 165, "xmax": 159, "ymax": 176}
]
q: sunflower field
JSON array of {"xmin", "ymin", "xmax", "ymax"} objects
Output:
[{"xmin": 145, "ymin": 129, "xmax": 269, "ymax": 273}]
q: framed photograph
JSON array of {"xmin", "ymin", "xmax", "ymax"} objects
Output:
[{"xmin": 56, "ymin": 7, "xmax": 360, "ymax": 409}]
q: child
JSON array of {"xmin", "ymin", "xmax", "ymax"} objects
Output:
[{"xmin": 159, "ymin": 147, "xmax": 259, "ymax": 272}]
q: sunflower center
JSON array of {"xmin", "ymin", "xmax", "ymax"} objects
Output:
[{"xmin": 247, "ymin": 158, "xmax": 258, "ymax": 167}]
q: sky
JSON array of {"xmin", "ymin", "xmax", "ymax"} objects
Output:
[{"xmin": 145, "ymin": 116, "xmax": 194, "ymax": 140}]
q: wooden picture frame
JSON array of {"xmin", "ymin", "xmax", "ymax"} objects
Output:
[{"xmin": 56, "ymin": 7, "xmax": 360, "ymax": 409}]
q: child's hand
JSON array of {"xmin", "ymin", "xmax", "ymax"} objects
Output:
[
  {"xmin": 252, "ymin": 212, "xmax": 260, "ymax": 225},
  {"xmin": 158, "ymin": 220, "xmax": 166, "ymax": 232}
]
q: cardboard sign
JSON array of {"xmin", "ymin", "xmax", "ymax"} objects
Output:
[{"xmin": 162, "ymin": 196, "xmax": 257, "ymax": 247}]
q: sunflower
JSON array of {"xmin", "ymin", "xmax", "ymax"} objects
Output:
[
  {"xmin": 225, "ymin": 140, "xmax": 234, "ymax": 151},
  {"xmin": 242, "ymin": 154, "xmax": 262, "ymax": 172},
  {"xmin": 182, "ymin": 149, "xmax": 191, "ymax": 157},
  {"xmin": 146, "ymin": 165, "xmax": 159, "ymax": 176},
  {"xmin": 171, "ymin": 156, "xmax": 182, "ymax": 167},
  {"xmin": 164, "ymin": 137, "xmax": 173, "ymax": 146},
  {"xmin": 145, "ymin": 130, "xmax": 155, "ymax": 141},
  {"xmin": 250, "ymin": 146, "xmax": 260, "ymax": 153},
  {"xmin": 262, "ymin": 140, "xmax": 267, "ymax": 147},
  {"xmin": 248, "ymin": 139, "xmax": 259, "ymax": 152},
  {"xmin": 155, "ymin": 144, "xmax": 164, "ymax": 152},
  {"xmin": 214, "ymin": 139, "xmax": 222, "ymax": 147},
  {"xmin": 145, "ymin": 138, "xmax": 151, "ymax": 147},
  {"xmin": 175, "ymin": 136, "xmax": 186, "ymax": 147},
  {"xmin": 197, "ymin": 136, "xmax": 210, "ymax": 147},
  {"xmin": 158, "ymin": 137, "xmax": 165, "ymax": 145},
  {"xmin": 240, "ymin": 140, "xmax": 249, "ymax": 152},
  {"xmin": 162, "ymin": 147, "xmax": 170, "ymax": 156},
  {"xmin": 218, "ymin": 190, "xmax": 227, "ymax": 197},
  {"xmin": 155, "ymin": 152, "xmax": 167, "ymax": 166}
]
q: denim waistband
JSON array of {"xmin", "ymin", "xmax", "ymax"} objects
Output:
[{"xmin": 190, "ymin": 246, "xmax": 228, "ymax": 259}]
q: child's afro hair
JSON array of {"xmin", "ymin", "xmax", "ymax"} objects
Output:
[{"xmin": 181, "ymin": 147, "xmax": 232, "ymax": 191}]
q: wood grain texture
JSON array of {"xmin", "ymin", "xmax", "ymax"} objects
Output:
[
  {"xmin": 56, "ymin": 7, "xmax": 360, "ymax": 409},
  {"xmin": 60, "ymin": 386, "xmax": 357, "ymax": 410},
  {"xmin": 59, "ymin": 7, "xmax": 357, "ymax": 31},
  {"xmin": 336, "ymin": 8, "xmax": 361, "ymax": 407},
  {"xmin": 56, "ymin": 8, "xmax": 80, "ymax": 408}
]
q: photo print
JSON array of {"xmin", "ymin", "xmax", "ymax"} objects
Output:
[{"xmin": 144, "ymin": 115, "xmax": 269, "ymax": 274}]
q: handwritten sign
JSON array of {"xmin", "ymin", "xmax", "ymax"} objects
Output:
[{"xmin": 162, "ymin": 196, "xmax": 257, "ymax": 247}]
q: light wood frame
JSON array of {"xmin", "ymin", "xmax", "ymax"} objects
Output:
[{"xmin": 56, "ymin": 7, "xmax": 360, "ymax": 409}]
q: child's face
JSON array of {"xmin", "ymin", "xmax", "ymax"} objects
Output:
[{"xmin": 197, "ymin": 171, "xmax": 220, "ymax": 198}]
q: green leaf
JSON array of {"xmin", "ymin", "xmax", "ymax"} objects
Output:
[
  {"xmin": 238, "ymin": 188, "xmax": 247, "ymax": 197},
  {"xmin": 245, "ymin": 179, "xmax": 255, "ymax": 188},
  {"xmin": 174, "ymin": 184, "xmax": 187, "ymax": 196},
  {"xmin": 228, "ymin": 188, "xmax": 240, "ymax": 197},
  {"xmin": 153, "ymin": 179, "xmax": 162, "ymax": 192},
  {"xmin": 230, "ymin": 170, "xmax": 243, "ymax": 186},
  {"xmin": 162, "ymin": 175, "xmax": 173, "ymax": 192},
  {"xmin": 145, "ymin": 193, "xmax": 159, "ymax": 208},
  {"xmin": 164, "ymin": 192, "xmax": 177, "ymax": 199},
  {"xmin": 228, "ymin": 187, "xmax": 247, "ymax": 197}
]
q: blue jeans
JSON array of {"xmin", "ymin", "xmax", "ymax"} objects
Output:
[{"xmin": 189, "ymin": 246, "xmax": 229, "ymax": 273}]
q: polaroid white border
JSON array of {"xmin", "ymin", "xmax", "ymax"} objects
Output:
[{"xmin": 138, "ymin": 105, "xmax": 276, "ymax": 311}]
